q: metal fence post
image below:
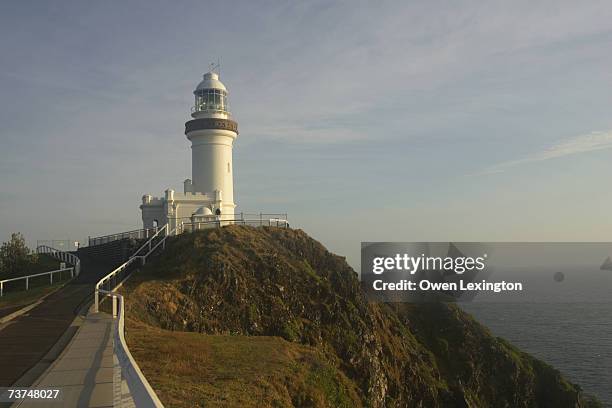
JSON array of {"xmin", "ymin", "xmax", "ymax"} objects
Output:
[
  {"xmin": 26, "ymin": 277, "xmax": 29, "ymax": 291},
  {"xmin": 112, "ymin": 296, "xmax": 117, "ymax": 318}
]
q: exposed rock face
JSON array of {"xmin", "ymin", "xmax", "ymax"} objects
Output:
[{"xmin": 124, "ymin": 226, "xmax": 599, "ymax": 407}]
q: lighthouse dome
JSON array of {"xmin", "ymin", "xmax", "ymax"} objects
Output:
[
  {"xmin": 195, "ymin": 72, "xmax": 226, "ymax": 92},
  {"xmin": 194, "ymin": 206, "xmax": 214, "ymax": 216}
]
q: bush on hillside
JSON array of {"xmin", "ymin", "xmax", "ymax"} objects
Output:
[{"xmin": 0, "ymin": 232, "xmax": 38, "ymax": 279}]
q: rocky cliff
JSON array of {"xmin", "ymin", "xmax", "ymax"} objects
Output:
[{"xmin": 123, "ymin": 226, "xmax": 600, "ymax": 407}]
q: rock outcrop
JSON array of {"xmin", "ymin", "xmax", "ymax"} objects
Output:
[{"xmin": 123, "ymin": 226, "xmax": 600, "ymax": 407}]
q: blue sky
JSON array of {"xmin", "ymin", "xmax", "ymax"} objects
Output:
[{"xmin": 1, "ymin": 1, "xmax": 611, "ymax": 268}]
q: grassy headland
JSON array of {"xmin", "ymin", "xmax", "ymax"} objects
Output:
[{"xmin": 121, "ymin": 226, "xmax": 600, "ymax": 407}]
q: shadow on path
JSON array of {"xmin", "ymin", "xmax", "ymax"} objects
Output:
[{"xmin": 0, "ymin": 255, "xmax": 113, "ymax": 386}]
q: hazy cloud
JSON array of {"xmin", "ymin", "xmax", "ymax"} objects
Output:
[
  {"xmin": 1, "ymin": 1, "xmax": 612, "ymax": 254},
  {"xmin": 482, "ymin": 130, "xmax": 612, "ymax": 174}
]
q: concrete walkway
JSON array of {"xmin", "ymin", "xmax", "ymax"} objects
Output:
[
  {"xmin": 16, "ymin": 310, "xmax": 135, "ymax": 408},
  {"xmin": 0, "ymin": 283, "xmax": 90, "ymax": 386},
  {"xmin": 0, "ymin": 250, "xmax": 158, "ymax": 407},
  {"xmin": 0, "ymin": 256, "xmax": 113, "ymax": 387}
]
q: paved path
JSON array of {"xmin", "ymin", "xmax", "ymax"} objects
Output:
[
  {"xmin": 0, "ymin": 256, "xmax": 112, "ymax": 387},
  {"xmin": 0, "ymin": 305, "xmax": 27, "ymax": 320},
  {"xmin": 16, "ymin": 311, "xmax": 135, "ymax": 408}
]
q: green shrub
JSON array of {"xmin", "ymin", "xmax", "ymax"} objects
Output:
[{"xmin": 0, "ymin": 232, "xmax": 38, "ymax": 279}]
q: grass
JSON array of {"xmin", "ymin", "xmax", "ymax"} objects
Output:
[
  {"xmin": 125, "ymin": 319, "xmax": 362, "ymax": 408},
  {"xmin": 0, "ymin": 255, "xmax": 71, "ymax": 311},
  {"xmin": 118, "ymin": 226, "xmax": 598, "ymax": 407},
  {"xmin": 0, "ymin": 281, "xmax": 67, "ymax": 312}
]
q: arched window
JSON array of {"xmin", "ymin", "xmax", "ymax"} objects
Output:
[{"xmin": 215, "ymin": 208, "xmax": 221, "ymax": 216}]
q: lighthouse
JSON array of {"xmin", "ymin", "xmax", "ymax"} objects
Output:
[
  {"xmin": 186, "ymin": 71, "xmax": 238, "ymax": 216},
  {"xmin": 140, "ymin": 69, "xmax": 239, "ymax": 230}
]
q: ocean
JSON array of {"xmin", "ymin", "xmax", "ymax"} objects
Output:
[
  {"xmin": 462, "ymin": 302, "xmax": 612, "ymax": 406},
  {"xmin": 461, "ymin": 266, "xmax": 612, "ymax": 406},
  {"xmin": 360, "ymin": 243, "xmax": 612, "ymax": 404}
]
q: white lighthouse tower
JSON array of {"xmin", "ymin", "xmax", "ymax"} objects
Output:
[
  {"xmin": 140, "ymin": 69, "xmax": 239, "ymax": 230},
  {"xmin": 187, "ymin": 71, "xmax": 238, "ymax": 216}
]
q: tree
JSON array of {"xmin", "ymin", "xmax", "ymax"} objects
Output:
[{"xmin": 0, "ymin": 233, "xmax": 38, "ymax": 278}]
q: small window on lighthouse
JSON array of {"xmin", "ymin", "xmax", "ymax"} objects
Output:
[{"xmin": 227, "ymin": 162, "xmax": 231, "ymax": 173}]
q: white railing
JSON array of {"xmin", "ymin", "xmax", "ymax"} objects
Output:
[
  {"xmin": 94, "ymin": 224, "xmax": 171, "ymax": 312},
  {"xmin": 131, "ymin": 225, "xmax": 172, "ymax": 264},
  {"xmin": 37, "ymin": 245, "xmax": 81, "ymax": 276},
  {"xmin": 89, "ymin": 227, "xmax": 159, "ymax": 247},
  {"xmin": 88, "ymin": 214, "xmax": 289, "ymax": 247},
  {"xmin": 37, "ymin": 239, "xmax": 80, "ymax": 252},
  {"xmin": 0, "ymin": 267, "xmax": 74, "ymax": 297},
  {"xmin": 177, "ymin": 216, "xmax": 289, "ymax": 233},
  {"xmin": 0, "ymin": 246, "xmax": 81, "ymax": 297},
  {"xmin": 97, "ymin": 292, "xmax": 164, "ymax": 407},
  {"xmin": 93, "ymin": 224, "xmax": 173, "ymax": 407}
]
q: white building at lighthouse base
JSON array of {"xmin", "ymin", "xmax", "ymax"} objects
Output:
[{"xmin": 140, "ymin": 181, "xmax": 234, "ymax": 232}]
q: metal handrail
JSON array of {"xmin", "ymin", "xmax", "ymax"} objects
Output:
[
  {"xmin": 0, "ymin": 246, "xmax": 81, "ymax": 297},
  {"xmin": 94, "ymin": 224, "xmax": 177, "ymax": 312},
  {"xmin": 94, "ymin": 256, "xmax": 139, "ymax": 313},
  {"xmin": 37, "ymin": 245, "xmax": 81, "ymax": 275},
  {"xmin": 190, "ymin": 105, "xmax": 230, "ymax": 114},
  {"xmin": 96, "ymin": 291, "xmax": 164, "ymax": 407},
  {"xmin": 176, "ymin": 212, "xmax": 288, "ymax": 221},
  {"xmin": 93, "ymin": 225, "xmax": 177, "ymax": 407},
  {"xmin": 0, "ymin": 267, "xmax": 74, "ymax": 297},
  {"xmin": 131, "ymin": 225, "xmax": 168, "ymax": 259},
  {"xmin": 88, "ymin": 228, "xmax": 158, "ymax": 247},
  {"xmin": 177, "ymin": 217, "xmax": 289, "ymax": 234}
]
